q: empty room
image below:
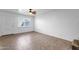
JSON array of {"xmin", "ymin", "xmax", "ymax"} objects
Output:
[{"xmin": 0, "ymin": 9, "xmax": 79, "ymax": 50}]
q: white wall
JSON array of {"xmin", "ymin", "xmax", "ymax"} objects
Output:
[
  {"xmin": 35, "ymin": 9, "xmax": 79, "ymax": 41},
  {"xmin": 0, "ymin": 11, "xmax": 34, "ymax": 36}
]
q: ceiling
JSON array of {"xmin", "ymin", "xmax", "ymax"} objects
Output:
[{"xmin": 0, "ymin": 9, "xmax": 53, "ymax": 16}]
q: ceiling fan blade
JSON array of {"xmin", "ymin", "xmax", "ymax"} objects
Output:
[{"xmin": 32, "ymin": 11, "xmax": 36, "ymax": 15}]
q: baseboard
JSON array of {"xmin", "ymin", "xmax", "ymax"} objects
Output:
[
  {"xmin": 35, "ymin": 31, "xmax": 73, "ymax": 42},
  {"xmin": 0, "ymin": 31, "xmax": 34, "ymax": 37},
  {"xmin": 13, "ymin": 31, "xmax": 34, "ymax": 35},
  {"xmin": 0, "ymin": 34, "xmax": 15, "ymax": 37}
]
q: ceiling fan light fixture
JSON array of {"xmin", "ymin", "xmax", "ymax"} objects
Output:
[{"xmin": 29, "ymin": 12, "xmax": 33, "ymax": 15}]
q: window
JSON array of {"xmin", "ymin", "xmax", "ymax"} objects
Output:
[{"xmin": 18, "ymin": 17, "xmax": 31, "ymax": 27}]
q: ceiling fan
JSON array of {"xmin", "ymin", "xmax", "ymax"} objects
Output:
[{"xmin": 29, "ymin": 9, "xmax": 36, "ymax": 15}]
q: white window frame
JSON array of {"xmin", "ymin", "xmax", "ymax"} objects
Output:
[{"xmin": 18, "ymin": 17, "xmax": 31, "ymax": 28}]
